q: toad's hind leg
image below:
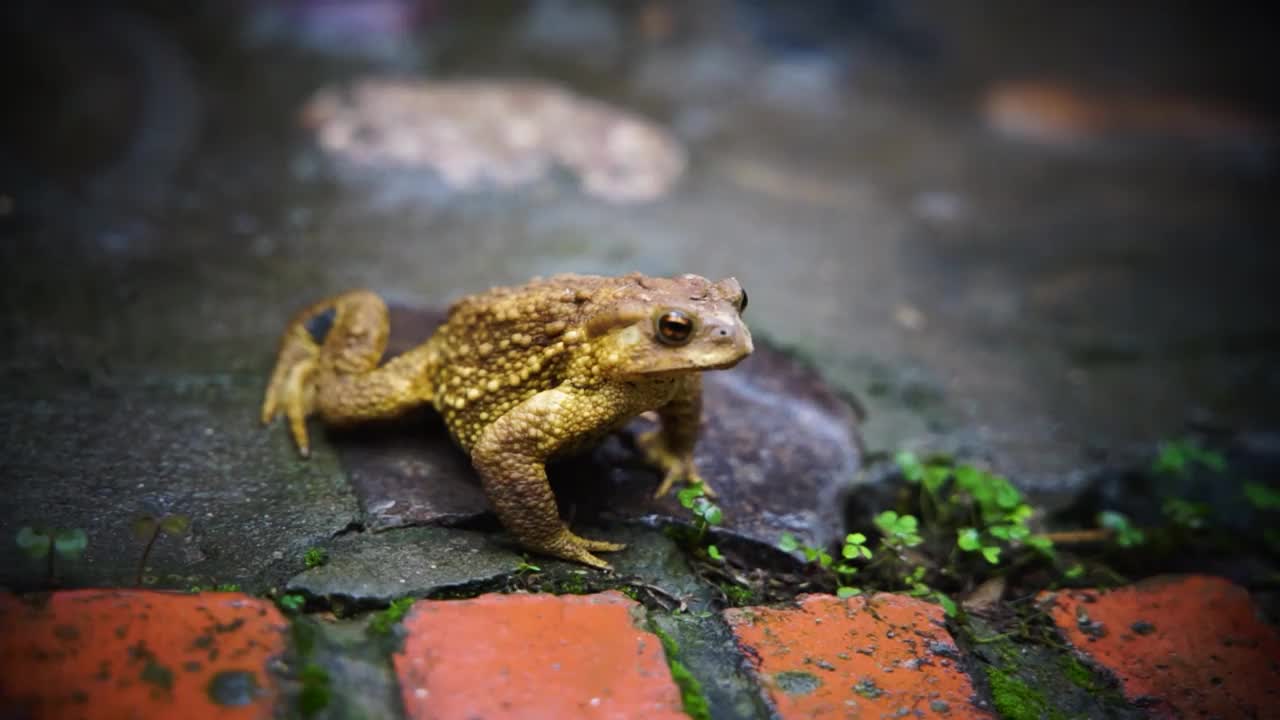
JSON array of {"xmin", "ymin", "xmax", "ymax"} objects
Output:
[{"xmin": 262, "ymin": 290, "xmax": 436, "ymax": 456}]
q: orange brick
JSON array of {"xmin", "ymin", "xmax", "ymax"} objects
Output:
[
  {"xmin": 1043, "ymin": 574, "xmax": 1280, "ymax": 719},
  {"xmin": 725, "ymin": 593, "xmax": 990, "ymax": 719},
  {"xmin": 393, "ymin": 591, "xmax": 686, "ymax": 720},
  {"xmin": 0, "ymin": 590, "xmax": 288, "ymax": 720}
]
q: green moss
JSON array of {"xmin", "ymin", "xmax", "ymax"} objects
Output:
[
  {"xmin": 984, "ymin": 667, "xmax": 1062, "ymax": 720},
  {"xmin": 291, "ymin": 619, "xmax": 319, "ymax": 658},
  {"xmin": 651, "ymin": 626, "xmax": 711, "ymax": 720},
  {"xmin": 298, "ymin": 663, "xmax": 331, "ymax": 718},
  {"xmin": 187, "ymin": 583, "xmax": 241, "ymax": 593},
  {"xmin": 303, "ymin": 547, "xmax": 329, "ymax": 569},
  {"xmin": 719, "ymin": 583, "xmax": 756, "ymax": 607},
  {"xmin": 1059, "ymin": 655, "xmax": 1100, "ymax": 692},
  {"xmin": 555, "ymin": 573, "xmax": 589, "ymax": 595},
  {"xmin": 368, "ymin": 597, "xmax": 416, "ymax": 635}
]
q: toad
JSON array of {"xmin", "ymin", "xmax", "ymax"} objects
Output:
[{"xmin": 262, "ymin": 272, "xmax": 753, "ymax": 568}]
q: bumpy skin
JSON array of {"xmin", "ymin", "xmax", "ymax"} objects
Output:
[{"xmin": 262, "ymin": 273, "xmax": 753, "ymax": 568}]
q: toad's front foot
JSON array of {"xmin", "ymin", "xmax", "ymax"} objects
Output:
[
  {"xmin": 261, "ymin": 336, "xmax": 320, "ymax": 457},
  {"xmin": 531, "ymin": 528, "xmax": 627, "ymax": 570},
  {"xmin": 638, "ymin": 428, "xmax": 716, "ymax": 499},
  {"xmin": 263, "ymin": 290, "xmax": 433, "ymax": 458}
]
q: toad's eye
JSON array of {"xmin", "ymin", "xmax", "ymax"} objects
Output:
[
  {"xmin": 655, "ymin": 310, "xmax": 694, "ymax": 345},
  {"xmin": 738, "ymin": 289, "xmax": 748, "ymax": 313}
]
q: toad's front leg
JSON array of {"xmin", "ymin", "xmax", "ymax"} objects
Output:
[
  {"xmin": 471, "ymin": 384, "xmax": 634, "ymax": 569},
  {"xmin": 638, "ymin": 374, "xmax": 714, "ymax": 498}
]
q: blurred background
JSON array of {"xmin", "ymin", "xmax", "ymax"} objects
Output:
[{"xmin": 1, "ymin": 0, "xmax": 1278, "ymax": 586}]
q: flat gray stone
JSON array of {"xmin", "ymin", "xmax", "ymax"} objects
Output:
[
  {"xmin": 0, "ymin": 371, "xmax": 359, "ymax": 592},
  {"xmin": 286, "ymin": 526, "xmax": 522, "ymax": 607},
  {"xmin": 334, "ymin": 305, "xmax": 863, "ymax": 554}
]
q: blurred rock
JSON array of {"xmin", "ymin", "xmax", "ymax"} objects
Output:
[{"xmin": 301, "ymin": 78, "xmax": 687, "ymax": 204}]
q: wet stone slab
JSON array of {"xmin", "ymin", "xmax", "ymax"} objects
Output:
[
  {"xmin": 285, "ymin": 526, "xmax": 522, "ymax": 609},
  {"xmin": 332, "ymin": 305, "xmax": 864, "ymax": 554},
  {"xmin": 0, "ymin": 371, "xmax": 360, "ymax": 593},
  {"xmin": 286, "ymin": 523, "xmax": 713, "ymax": 609}
]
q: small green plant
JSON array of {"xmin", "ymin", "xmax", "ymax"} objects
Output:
[
  {"xmin": 514, "ymin": 558, "xmax": 542, "ymax": 574},
  {"xmin": 278, "ymin": 594, "xmax": 307, "ymax": 613},
  {"xmin": 778, "ymin": 531, "xmax": 875, "ymax": 598},
  {"xmin": 896, "ymin": 565, "xmax": 957, "ymax": 616},
  {"xmin": 1160, "ymin": 498, "xmax": 1211, "ymax": 530},
  {"xmin": 368, "ymin": 597, "xmax": 416, "ymax": 635},
  {"xmin": 131, "ymin": 514, "xmax": 191, "ymax": 586},
  {"xmin": 773, "ymin": 452, "xmax": 1059, "ymax": 612},
  {"xmin": 834, "ymin": 533, "xmax": 872, "ymax": 596},
  {"xmin": 678, "ymin": 484, "xmax": 724, "ymax": 562},
  {"xmin": 1097, "ymin": 511, "xmax": 1145, "ymax": 547},
  {"xmin": 957, "ymin": 527, "xmax": 1002, "ymax": 565},
  {"xmin": 1151, "ymin": 438, "xmax": 1226, "ymax": 477},
  {"xmin": 778, "ymin": 531, "xmax": 831, "ymax": 567},
  {"xmin": 1244, "ymin": 482, "xmax": 1280, "ymax": 511},
  {"xmin": 894, "ymin": 452, "xmax": 1055, "ymax": 564},
  {"xmin": 842, "ymin": 533, "xmax": 872, "ymax": 561},
  {"xmin": 303, "ymin": 547, "xmax": 329, "ymax": 569},
  {"xmin": 16, "ymin": 526, "xmax": 88, "ymax": 585},
  {"xmin": 1242, "ymin": 482, "xmax": 1280, "ymax": 555},
  {"xmin": 874, "ymin": 511, "xmax": 923, "ymax": 550}
]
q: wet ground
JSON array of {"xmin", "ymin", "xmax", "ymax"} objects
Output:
[{"xmin": 2, "ymin": 0, "xmax": 1279, "ymax": 593}]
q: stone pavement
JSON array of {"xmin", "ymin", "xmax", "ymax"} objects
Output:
[
  {"xmin": 2, "ymin": 575, "xmax": 1276, "ymax": 719},
  {"xmin": 2, "ymin": 1, "xmax": 1279, "ymax": 719}
]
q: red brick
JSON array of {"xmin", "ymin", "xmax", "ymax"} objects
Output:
[
  {"xmin": 394, "ymin": 589, "xmax": 686, "ymax": 717},
  {"xmin": 0, "ymin": 589, "xmax": 289, "ymax": 720},
  {"xmin": 393, "ymin": 591, "xmax": 686, "ymax": 720},
  {"xmin": 1043, "ymin": 574, "xmax": 1280, "ymax": 719},
  {"xmin": 724, "ymin": 593, "xmax": 990, "ymax": 719}
]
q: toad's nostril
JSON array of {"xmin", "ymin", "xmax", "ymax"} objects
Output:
[{"xmin": 710, "ymin": 325, "xmax": 734, "ymax": 343}]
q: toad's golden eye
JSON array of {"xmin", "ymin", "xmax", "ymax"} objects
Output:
[{"xmin": 655, "ymin": 310, "xmax": 694, "ymax": 345}]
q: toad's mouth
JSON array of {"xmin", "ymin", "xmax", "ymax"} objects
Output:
[{"xmin": 625, "ymin": 349, "xmax": 754, "ymax": 377}]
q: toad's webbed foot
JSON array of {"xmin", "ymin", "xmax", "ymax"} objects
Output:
[
  {"xmin": 532, "ymin": 529, "xmax": 627, "ymax": 571},
  {"xmin": 261, "ymin": 303, "xmax": 334, "ymax": 456}
]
